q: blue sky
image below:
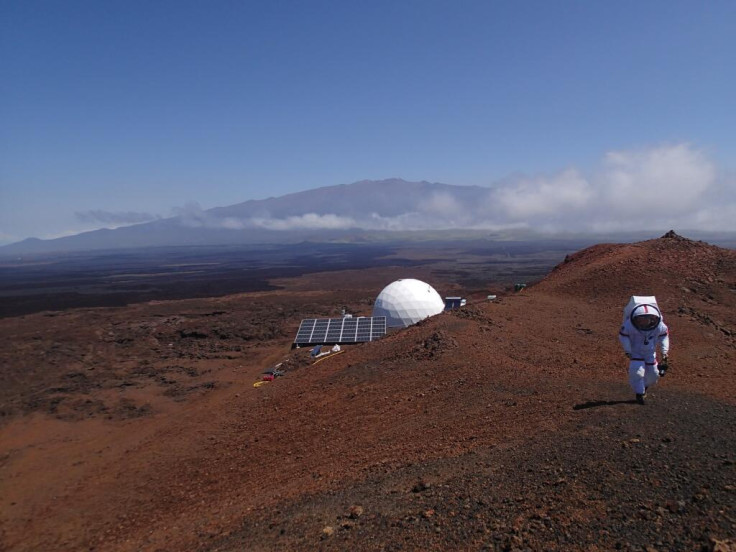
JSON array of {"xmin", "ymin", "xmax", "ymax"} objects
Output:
[{"xmin": 1, "ymin": 0, "xmax": 735, "ymax": 243}]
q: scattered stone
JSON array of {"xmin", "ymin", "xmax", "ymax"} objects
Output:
[
  {"xmin": 412, "ymin": 479, "xmax": 431, "ymax": 493},
  {"xmin": 709, "ymin": 538, "xmax": 736, "ymax": 552},
  {"xmin": 348, "ymin": 505, "xmax": 364, "ymax": 519},
  {"xmin": 321, "ymin": 526, "xmax": 334, "ymax": 539},
  {"xmin": 666, "ymin": 500, "xmax": 686, "ymax": 513},
  {"xmin": 505, "ymin": 534, "xmax": 523, "ymax": 548},
  {"xmin": 179, "ymin": 329, "xmax": 209, "ymax": 339}
]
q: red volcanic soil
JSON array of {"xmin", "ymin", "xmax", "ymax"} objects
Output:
[{"xmin": 1, "ymin": 233, "xmax": 735, "ymax": 551}]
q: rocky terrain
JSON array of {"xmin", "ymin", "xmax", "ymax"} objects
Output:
[{"xmin": 1, "ymin": 232, "xmax": 735, "ymax": 551}]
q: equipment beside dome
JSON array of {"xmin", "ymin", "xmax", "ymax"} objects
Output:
[{"xmin": 444, "ymin": 296, "xmax": 466, "ymax": 310}]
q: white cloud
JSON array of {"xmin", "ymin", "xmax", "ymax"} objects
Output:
[
  {"xmin": 479, "ymin": 143, "xmax": 726, "ymax": 232},
  {"xmin": 249, "ymin": 213, "xmax": 358, "ymax": 230},
  {"xmin": 600, "ymin": 143, "xmax": 716, "ymax": 214},
  {"xmin": 367, "ymin": 212, "xmax": 435, "ymax": 230},
  {"xmin": 492, "ymin": 168, "xmax": 593, "ymax": 220},
  {"xmin": 173, "ymin": 204, "xmax": 357, "ymax": 231}
]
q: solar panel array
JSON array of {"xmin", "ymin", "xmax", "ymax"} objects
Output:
[{"xmin": 293, "ymin": 316, "xmax": 387, "ymax": 347}]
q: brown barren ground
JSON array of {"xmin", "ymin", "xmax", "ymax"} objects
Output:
[{"xmin": 1, "ymin": 233, "xmax": 735, "ymax": 551}]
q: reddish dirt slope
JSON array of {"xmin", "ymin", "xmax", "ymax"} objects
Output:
[{"xmin": 1, "ymin": 233, "xmax": 734, "ymax": 552}]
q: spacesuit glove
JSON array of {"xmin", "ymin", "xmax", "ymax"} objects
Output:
[{"xmin": 659, "ymin": 356, "xmax": 669, "ymax": 377}]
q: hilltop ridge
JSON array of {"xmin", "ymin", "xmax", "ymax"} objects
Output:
[{"xmin": 538, "ymin": 230, "xmax": 736, "ymax": 306}]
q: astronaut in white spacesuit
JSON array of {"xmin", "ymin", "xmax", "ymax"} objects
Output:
[{"xmin": 618, "ymin": 303, "xmax": 670, "ymax": 405}]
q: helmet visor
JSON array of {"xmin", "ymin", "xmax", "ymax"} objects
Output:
[{"xmin": 633, "ymin": 314, "xmax": 659, "ymax": 331}]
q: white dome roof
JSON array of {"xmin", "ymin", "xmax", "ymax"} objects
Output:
[{"xmin": 372, "ymin": 279, "xmax": 445, "ymax": 328}]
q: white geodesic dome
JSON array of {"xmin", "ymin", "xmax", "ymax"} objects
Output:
[{"xmin": 372, "ymin": 279, "xmax": 445, "ymax": 328}]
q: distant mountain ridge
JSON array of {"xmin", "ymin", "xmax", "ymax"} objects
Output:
[
  {"xmin": 210, "ymin": 179, "xmax": 487, "ymax": 219},
  {"xmin": 3, "ymin": 178, "xmax": 736, "ymax": 255},
  {"xmin": 1, "ymin": 179, "xmax": 494, "ymax": 255}
]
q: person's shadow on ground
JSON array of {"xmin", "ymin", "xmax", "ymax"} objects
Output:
[{"xmin": 573, "ymin": 399, "xmax": 638, "ymax": 410}]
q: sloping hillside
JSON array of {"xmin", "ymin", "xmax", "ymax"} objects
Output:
[
  {"xmin": 538, "ymin": 230, "xmax": 736, "ymax": 308},
  {"xmin": 1, "ymin": 233, "xmax": 734, "ymax": 551}
]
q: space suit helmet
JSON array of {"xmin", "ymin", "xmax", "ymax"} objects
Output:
[{"xmin": 631, "ymin": 304, "xmax": 660, "ymax": 331}]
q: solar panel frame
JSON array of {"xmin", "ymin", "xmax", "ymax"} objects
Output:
[{"xmin": 293, "ymin": 316, "xmax": 387, "ymax": 347}]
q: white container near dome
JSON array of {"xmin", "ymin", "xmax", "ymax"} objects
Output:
[{"xmin": 372, "ymin": 279, "xmax": 445, "ymax": 328}]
